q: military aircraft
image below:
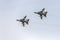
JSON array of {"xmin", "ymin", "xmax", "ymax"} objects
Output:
[
  {"xmin": 34, "ymin": 8, "xmax": 48, "ymax": 19},
  {"xmin": 16, "ymin": 16, "xmax": 29, "ymax": 27}
]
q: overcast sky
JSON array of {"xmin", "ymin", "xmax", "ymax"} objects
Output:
[{"xmin": 0, "ymin": 0, "xmax": 60, "ymax": 40}]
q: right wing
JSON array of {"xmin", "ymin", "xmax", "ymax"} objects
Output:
[
  {"xmin": 40, "ymin": 14, "xmax": 43, "ymax": 19},
  {"xmin": 22, "ymin": 22, "xmax": 25, "ymax": 27}
]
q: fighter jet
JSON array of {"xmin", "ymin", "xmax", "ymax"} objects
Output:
[
  {"xmin": 16, "ymin": 16, "xmax": 29, "ymax": 27},
  {"xmin": 34, "ymin": 8, "xmax": 48, "ymax": 19}
]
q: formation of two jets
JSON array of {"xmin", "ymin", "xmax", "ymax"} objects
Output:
[{"xmin": 16, "ymin": 8, "xmax": 48, "ymax": 26}]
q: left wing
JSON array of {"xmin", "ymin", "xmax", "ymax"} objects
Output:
[
  {"xmin": 42, "ymin": 8, "xmax": 45, "ymax": 12},
  {"xmin": 23, "ymin": 16, "xmax": 27, "ymax": 20}
]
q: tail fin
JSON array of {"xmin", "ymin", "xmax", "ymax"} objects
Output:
[
  {"xmin": 44, "ymin": 11, "xmax": 47, "ymax": 17},
  {"xmin": 26, "ymin": 19, "xmax": 29, "ymax": 24}
]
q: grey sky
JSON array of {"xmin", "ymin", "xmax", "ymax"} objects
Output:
[{"xmin": 0, "ymin": 0, "xmax": 60, "ymax": 40}]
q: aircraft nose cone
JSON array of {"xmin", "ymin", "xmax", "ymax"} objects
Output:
[
  {"xmin": 34, "ymin": 12, "xmax": 36, "ymax": 13},
  {"xmin": 34, "ymin": 12, "xmax": 37, "ymax": 13},
  {"xmin": 16, "ymin": 19, "xmax": 19, "ymax": 21},
  {"xmin": 20, "ymin": 20, "xmax": 22, "ymax": 22}
]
